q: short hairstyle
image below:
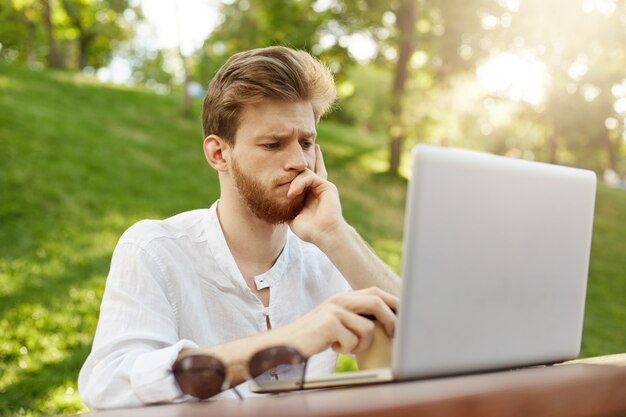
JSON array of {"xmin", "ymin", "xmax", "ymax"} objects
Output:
[{"xmin": 202, "ymin": 46, "xmax": 336, "ymax": 144}]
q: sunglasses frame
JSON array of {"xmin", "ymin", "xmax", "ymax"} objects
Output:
[{"xmin": 172, "ymin": 345, "xmax": 308, "ymax": 400}]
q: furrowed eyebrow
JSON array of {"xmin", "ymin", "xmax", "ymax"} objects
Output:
[
  {"xmin": 254, "ymin": 132, "xmax": 288, "ymax": 141},
  {"xmin": 256, "ymin": 130, "xmax": 316, "ymax": 141}
]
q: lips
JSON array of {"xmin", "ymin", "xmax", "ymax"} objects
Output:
[
  {"xmin": 277, "ymin": 182, "xmax": 293, "ymax": 195},
  {"xmin": 276, "ymin": 177, "xmax": 297, "ymax": 188}
]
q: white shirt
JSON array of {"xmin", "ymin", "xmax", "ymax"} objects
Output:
[{"xmin": 78, "ymin": 202, "xmax": 351, "ymax": 410}]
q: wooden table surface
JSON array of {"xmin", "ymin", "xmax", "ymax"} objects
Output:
[{"xmin": 85, "ymin": 354, "xmax": 626, "ymax": 417}]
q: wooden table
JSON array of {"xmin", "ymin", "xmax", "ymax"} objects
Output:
[{"xmin": 85, "ymin": 354, "xmax": 626, "ymax": 417}]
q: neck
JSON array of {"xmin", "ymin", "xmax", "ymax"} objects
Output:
[{"xmin": 216, "ymin": 195, "xmax": 288, "ymax": 272}]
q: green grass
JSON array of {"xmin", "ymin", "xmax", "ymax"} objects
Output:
[{"xmin": 0, "ymin": 64, "xmax": 624, "ymax": 416}]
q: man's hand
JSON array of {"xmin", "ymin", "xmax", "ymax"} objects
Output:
[
  {"xmin": 287, "ymin": 144, "xmax": 346, "ymax": 245},
  {"xmin": 274, "ymin": 287, "xmax": 398, "ymax": 358},
  {"xmin": 188, "ymin": 287, "xmax": 398, "ymax": 387},
  {"xmin": 287, "ymin": 143, "xmax": 401, "ymax": 295}
]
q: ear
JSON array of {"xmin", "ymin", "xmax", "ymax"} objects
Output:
[{"xmin": 203, "ymin": 134, "xmax": 230, "ymax": 172}]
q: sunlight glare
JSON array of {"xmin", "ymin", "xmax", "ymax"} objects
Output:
[
  {"xmin": 382, "ymin": 11, "xmax": 396, "ymax": 26},
  {"xmin": 605, "ymin": 117, "xmax": 618, "ymax": 130},
  {"xmin": 96, "ymin": 56, "xmax": 132, "ymax": 84},
  {"xmin": 612, "ymin": 80, "xmax": 626, "ymax": 114},
  {"xmin": 410, "ymin": 50, "xmax": 428, "ymax": 69},
  {"xmin": 340, "ymin": 33, "xmax": 378, "ymax": 63},
  {"xmin": 567, "ymin": 54, "xmax": 588, "ymax": 80},
  {"xmin": 313, "ymin": 0, "xmax": 334, "ymax": 13},
  {"xmin": 611, "ymin": 79, "xmax": 626, "ymax": 97},
  {"xmin": 318, "ymin": 33, "xmax": 337, "ymax": 51},
  {"xmin": 614, "ymin": 97, "xmax": 626, "ymax": 114},
  {"xmin": 498, "ymin": 0, "xmax": 520, "ymax": 12},
  {"xmin": 582, "ymin": 83, "xmax": 601, "ymax": 102},
  {"xmin": 582, "ymin": 0, "xmax": 616, "ymax": 15},
  {"xmin": 480, "ymin": 13, "xmax": 499, "ymax": 30},
  {"xmin": 140, "ymin": 0, "xmax": 220, "ymax": 56},
  {"xmin": 476, "ymin": 52, "xmax": 548, "ymax": 106}
]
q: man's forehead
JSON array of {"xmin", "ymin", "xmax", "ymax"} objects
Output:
[{"xmin": 237, "ymin": 100, "xmax": 317, "ymax": 138}]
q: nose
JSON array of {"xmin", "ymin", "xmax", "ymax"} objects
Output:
[{"xmin": 284, "ymin": 142, "xmax": 308, "ymax": 172}]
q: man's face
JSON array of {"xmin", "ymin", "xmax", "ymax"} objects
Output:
[{"xmin": 227, "ymin": 100, "xmax": 317, "ymax": 224}]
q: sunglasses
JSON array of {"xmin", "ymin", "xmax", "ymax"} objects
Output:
[{"xmin": 172, "ymin": 346, "xmax": 309, "ymax": 399}]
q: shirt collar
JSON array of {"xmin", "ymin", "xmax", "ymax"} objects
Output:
[
  {"xmin": 204, "ymin": 201, "xmax": 246, "ymax": 287},
  {"xmin": 253, "ymin": 233, "xmax": 291, "ymax": 290},
  {"xmin": 204, "ymin": 200, "xmax": 292, "ymax": 290}
]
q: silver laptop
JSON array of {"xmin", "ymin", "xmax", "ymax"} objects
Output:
[{"xmin": 251, "ymin": 144, "xmax": 597, "ymax": 392}]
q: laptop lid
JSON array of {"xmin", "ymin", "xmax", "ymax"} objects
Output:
[{"xmin": 393, "ymin": 145, "xmax": 596, "ymax": 379}]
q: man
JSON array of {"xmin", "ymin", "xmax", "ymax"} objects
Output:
[{"xmin": 78, "ymin": 46, "xmax": 400, "ymax": 410}]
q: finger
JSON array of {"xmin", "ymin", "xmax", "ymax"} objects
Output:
[
  {"xmin": 333, "ymin": 293, "xmax": 398, "ymax": 338},
  {"xmin": 314, "ymin": 144, "xmax": 328, "ymax": 180},
  {"xmin": 329, "ymin": 321, "xmax": 360, "ymax": 354},
  {"xmin": 351, "ymin": 295, "xmax": 397, "ymax": 338},
  {"xmin": 338, "ymin": 313, "xmax": 376, "ymax": 354},
  {"xmin": 287, "ymin": 169, "xmax": 323, "ymax": 199},
  {"xmin": 354, "ymin": 287, "xmax": 400, "ymax": 311}
]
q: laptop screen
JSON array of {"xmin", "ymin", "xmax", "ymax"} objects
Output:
[{"xmin": 394, "ymin": 145, "xmax": 596, "ymax": 379}]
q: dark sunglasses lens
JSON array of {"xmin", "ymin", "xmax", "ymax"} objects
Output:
[
  {"xmin": 172, "ymin": 355, "xmax": 226, "ymax": 399},
  {"xmin": 249, "ymin": 346, "xmax": 307, "ymax": 390}
]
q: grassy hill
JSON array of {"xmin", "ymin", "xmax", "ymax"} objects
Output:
[{"xmin": 1, "ymin": 64, "xmax": 624, "ymax": 417}]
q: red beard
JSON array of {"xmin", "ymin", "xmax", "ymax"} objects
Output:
[{"xmin": 231, "ymin": 158, "xmax": 307, "ymax": 224}]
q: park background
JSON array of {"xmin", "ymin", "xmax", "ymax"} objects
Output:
[{"xmin": 1, "ymin": 0, "xmax": 625, "ymax": 415}]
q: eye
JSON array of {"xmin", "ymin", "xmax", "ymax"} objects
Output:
[
  {"xmin": 262, "ymin": 142, "xmax": 281, "ymax": 150},
  {"xmin": 301, "ymin": 140, "xmax": 314, "ymax": 150}
]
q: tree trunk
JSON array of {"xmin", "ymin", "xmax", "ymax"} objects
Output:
[
  {"xmin": 388, "ymin": 0, "xmax": 417, "ymax": 175},
  {"xmin": 547, "ymin": 134, "xmax": 559, "ymax": 164},
  {"xmin": 25, "ymin": 21, "xmax": 37, "ymax": 65},
  {"xmin": 604, "ymin": 134, "xmax": 619, "ymax": 173},
  {"xmin": 174, "ymin": 1, "xmax": 191, "ymax": 116},
  {"xmin": 41, "ymin": 0, "xmax": 63, "ymax": 68},
  {"xmin": 181, "ymin": 63, "xmax": 191, "ymax": 116},
  {"xmin": 175, "ymin": 1, "xmax": 191, "ymax": 116},
  {"xmin": 78, "ymin": 33, "xmax": 92, "ymax": 69}
]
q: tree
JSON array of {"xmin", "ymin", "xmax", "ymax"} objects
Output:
[
  {"xmin": 42, "ymin": 0, "xmax": 63, "ymax": 67},
  {"xmin": 388, "ymin": 0, "xmax": 416, "ymax": 175},
  {"xmin": 0, "ymin": 0, "xmax": 35, "ymax": 63},
  {"xmin": 478, "ymin": 0, "xmax": 626, "ymax": 171},
  {"xmin": 393, "ymin": 0, "xmax": 626, "ymax": 173},
  {"xmin": 329, "ymin": 0, "xmax": 496, "ymax": 174},
  {"xmin": 0, "ymin": 0, "xmax": 62, "ymax": 66},
  {"xmin": 1, "ymin": 0, "xmax": 141, "ymax": 70},
  {"xmin": 59, "ymin": 0, "xmax": 138, "ymax": 69},
  {"xmin": 194, "ymin": 0, "xmax": 338, "ymax": 87}
]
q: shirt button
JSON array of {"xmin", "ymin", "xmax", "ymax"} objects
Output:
[{"xmin": 262, "ymin": 307, "xmax": 270, "ymax": 316}]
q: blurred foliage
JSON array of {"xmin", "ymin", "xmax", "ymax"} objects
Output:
[
  {"xmin": 129, "ymin": 48, "xmax": 176, "ymax": 93},
  {"xmin": 192, "ymin": 0, "xmax": 345, "ymax": 87},
  {"xmin": 3, "ymin": 0, "xmax": 624, "ymax": 173},
  {"xmin": 443, "ymin": 0, "xmax": 626, "ymax": 172},
  {"xmin": 0, "ymin": 0, "xmax": 140, "ymax": 69},
  {"xmin": 393, "ymin": 0, "xmax": 626, "ymax": 175},
  {"xmin": 335, "ymin": 63, "xmax": 392, "ymax": 132},
  {"xmin": 58, "ymin": 0, "xmax": 138, "ymax": 69},
  {"xmin": 0, "ymin": 0, "xmax": 46, "ymax": 64}
]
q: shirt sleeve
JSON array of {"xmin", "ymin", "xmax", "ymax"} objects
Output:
[{"xmin": 78, "ymin": 240, "xmax": 199, "ymax": 410}]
